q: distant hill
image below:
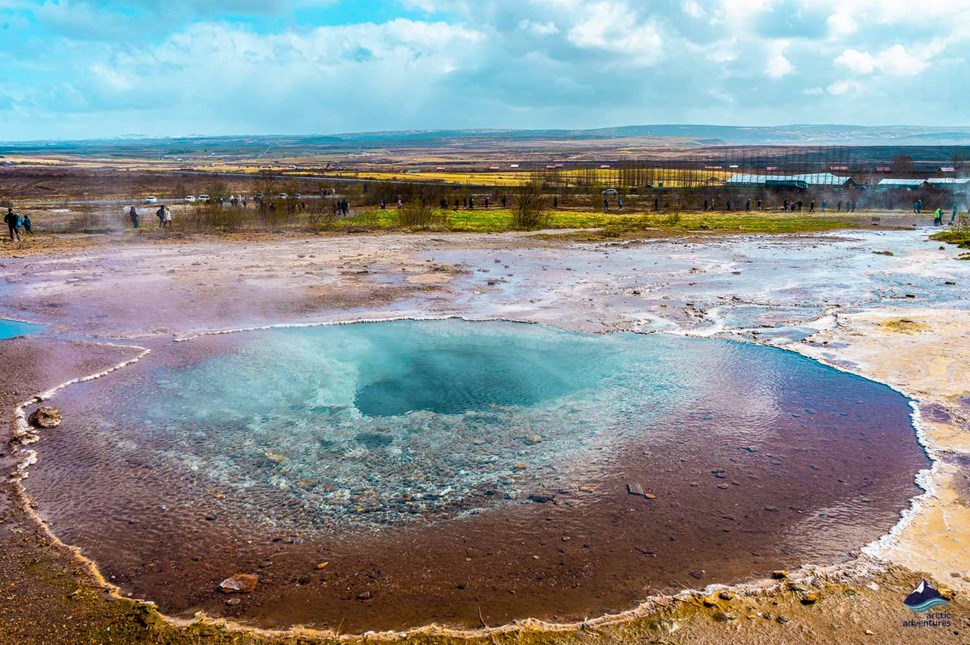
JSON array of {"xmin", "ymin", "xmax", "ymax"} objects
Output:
[{"xmin": 2, "ymin": 124, "xmax": 970, "ymax": 157}]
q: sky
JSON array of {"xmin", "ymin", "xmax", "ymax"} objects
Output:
[{"xmin": 0, "ymin": 0, "xmax": 968, "ymax": 140}]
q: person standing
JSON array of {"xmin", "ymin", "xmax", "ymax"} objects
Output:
[
  {"xmin": 951, "ymin": 202, "xmax": 959, "ymax": 224},
  {"xmin": 809, "ymin": 200, "xmax": 815, "ymax": 213},
  {"xmin": 162, "ymin": 205, "xmax": 173, "ymax": 228},
  {"xmin": 4, "ymin": 208, "xmax": 21, "ymax": 241},
  {"xmin": 603, "ymin": 197, "xmax": 609, "ymax": 212},
  {"xmin": 934, "ymin": 207, "xmax": 943, "ymax": 226},
  {"xmin": 21, "ymin": 212, "xmax": 32, "ymax": 234},
  {"xmin": 618, "ymin": 196, "xmax": 623, "ymax": 211},
  {"xmin": 129, "ymin": 206, "xmax": 140, "ymax": 229}
]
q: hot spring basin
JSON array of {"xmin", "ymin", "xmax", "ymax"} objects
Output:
[
  {"xmin": 24, "ymin": 320, "xmax": 927, "ymax": 631},
  {"xmin": 0, "ymin": 319, "xmax": 42, "ymax": 340}
]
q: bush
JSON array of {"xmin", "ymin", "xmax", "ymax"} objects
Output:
[
  {"xmin": 398, "ymin": 200, "xmax": 446, "ymax": 228},
  {"xmin": 512, "ymin": 181, "xmax": 549, "ymax": 230}
]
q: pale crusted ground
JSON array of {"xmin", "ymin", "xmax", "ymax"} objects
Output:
[{"xmin": 799, "ymin": 309, "xmax": 970, "ymax": 592}]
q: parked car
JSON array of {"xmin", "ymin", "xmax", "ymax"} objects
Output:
[
  {"xmin": 143, "ymin": 196, "xmax": 158, "ymax": 204},
  {"xmin": 254, "ymin": 193, "xmax": 265, "ymax": 200},
  {"xmin": 277, "ymin": 193, "xmax": 288, "ymax": 199},
  {"xmin": 293, "ymin": 193, "xmax": 302, "ymax": 200},
  {"xmin": 184, "ymin": 195, "xmax": 196, "ymax": 203},
  {"xmin": 601, "ymin": 189, "xmax": 618, "ymax": 196},
  {"xmin": 198, "ymin": 194, "xmax": 210, "ymax": 202}
]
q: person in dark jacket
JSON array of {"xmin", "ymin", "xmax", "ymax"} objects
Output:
[
  {"xmin": 21, "ymin": 212, "xmax": 32, "ymax": 234},
  {"xmin": 4, "ymin": 208, "xmax": 21, "ymax": 241}
]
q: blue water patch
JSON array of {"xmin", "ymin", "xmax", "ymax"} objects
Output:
[
  {"xmin": 0, "ymin": 319, "xmax": 42, "ymax": 340},
  {"xmin": 45, "ymin": 319, "xmax": 916, "ymax": 532}
]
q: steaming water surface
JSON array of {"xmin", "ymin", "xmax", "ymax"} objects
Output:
[{"xmin": 24, "ymin": 320, "xmax": 928, "ymax": 630}]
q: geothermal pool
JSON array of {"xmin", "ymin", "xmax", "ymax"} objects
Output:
[
  {"xmin": 0, "ymin": 319, "xmax": 42, "ymax": 340},
  {"xmin": 24, "ymin": 320, "xmax": 928, "ymax": 631}
]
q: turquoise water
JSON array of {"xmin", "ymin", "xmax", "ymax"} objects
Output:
[
  {"xmin": 134, "ymin": 320, "xmax": 696, "ymax": 528},
  {"xmin": 0, "ymin": 319, "xmax": 42, "ymax": 340},
  {"xmin": 35, "ymin": 319, "xmax": 918, "ymax": 535}
]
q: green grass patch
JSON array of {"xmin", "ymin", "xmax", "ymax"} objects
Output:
[
  {"xmin": 930, "ymin": 229, "xmax": 970, "ymax": 249},
  {"xmin": 340, "ymin": 208, "xmax": 857, "ymax": 236}
]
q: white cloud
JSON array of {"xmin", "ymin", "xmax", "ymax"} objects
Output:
[
  {"xmin": 764, "ymin": 42, "xmax": 794, "ymax": 78},
  {"xmin": 827, "ymin": 79, "xmax": 860, "ymax": 95},
  {"xmin": 1, "ymin": 0, "xmax": 969, "ymax": 138},
  {"xmin": 825, "ymin": 12, "xmax": 857, "ymax": 38},
  {"xmin": 835, "ymin": 43, "xmax": 942, "ymax": 77},
  {"xmin": 834, "ymin": 48, "xmax": 874, "ymax": 74},
  {"xmin": 518, "ymin": 19, "xmax": 559, "ymax": 36},
  {"xmin": 565, "ymin": 1, "xmax": 664, "ymax": 66}
]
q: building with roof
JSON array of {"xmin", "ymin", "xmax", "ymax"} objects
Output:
[
  {"xmin": 926, "ymin": 177, "xmax": 970, "ymax": 186},
  {"xmin": 725, "ymin": 173, "xmax": 852, "ymax": 190},
  {"xmin": 876, "ymin": 178, "xmax": 928, "ymax": 190}
]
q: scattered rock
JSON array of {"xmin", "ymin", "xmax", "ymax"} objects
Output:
[
  {"xmin": 218, "ymin": 574, "xmax": 258, "ymax": 594},
  {"xmin": 524, "ymin": 434, "xmax": 542, "ymax": 445},
  {"xmin": 690, "ymin": 570, "xmax": 706, "ymax": 580},
  {"xmin": 764, "ymin": 506, "xmax": 779, "ymax": 512},
  {"xmin": 627, "ymin": 483, "xmax": 645, "ymax": 497},
  {"xmin": 528, "ymin": 494, "xmax": 554, "ymax": 503},
  {"xmin": 771, "ymin": 570, "xmax": 789, "ymax": 579},
  {"xmin": 356, "ymin": 591, "xmax": 372, "ymax": 601},
  {"xmin": 718, "ymin": 591, "xmax": 733, "ymax": 601},
  {"xmin": 315, "ymin": 562, "xmax": 329, "ymax": 570},
  {"xmin": 28, "ymin": 406, "xmax": 61, "ymax": 429},
  {"xmin": 800, "ymin": 592, "xmax": 819, "ymax": 605}
]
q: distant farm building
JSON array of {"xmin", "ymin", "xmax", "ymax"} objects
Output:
[
  {"xmin": 927, "ymin": 177, "xmax": 970, "ymax": 187},
  {"xmin": 876, "ymin": 178, "xmax": 927, "ymax": 190},
  {"xmin": 725, "ymin": 173, "xmax": 852, "ymax": 190}
]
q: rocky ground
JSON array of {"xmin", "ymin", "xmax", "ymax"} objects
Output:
[{"xmin": 1, "ymin": 225, "xmax": 969, "ymax": 643}]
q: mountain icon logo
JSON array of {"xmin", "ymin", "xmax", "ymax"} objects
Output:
[{"xmin": 903, "ymin": 579, "xmax": 949, "ymax": 613}]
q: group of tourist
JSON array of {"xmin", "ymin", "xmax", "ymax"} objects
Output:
[
  {"xmin": 4, "ymin": 207, "xmax": 32, "ymax": 241},
  {"xmin": 127, "ymin": 205, "xmax": 172, "ymax": 229},
  {"xmin": 933, "ymin": 203, "xmax": 964, "ymax": 226}
]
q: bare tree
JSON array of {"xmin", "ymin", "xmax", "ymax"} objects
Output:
[{"xmin": 512, "ymin": 180, "xmax": 549, "ymax": 230}]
